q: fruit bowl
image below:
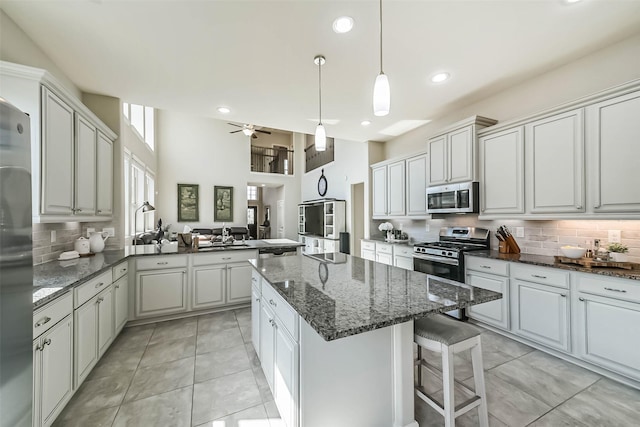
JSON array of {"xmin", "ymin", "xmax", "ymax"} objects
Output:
[{"xmin": 560, "ymin": 246, "xmax": 587, "ymax": 259}]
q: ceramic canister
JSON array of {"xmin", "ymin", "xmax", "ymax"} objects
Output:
[{"xmin": 74, "ymin": 237, "xmax": 90, "ymax": 254}]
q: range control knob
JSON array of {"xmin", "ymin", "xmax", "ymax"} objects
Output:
[
  {"xmin": 447, "ymin": 252, "xmax": 453, "ymax": 257},
  {"xmin": 441, "ymin": 251, "xmax": 447, "ymax": 256}
]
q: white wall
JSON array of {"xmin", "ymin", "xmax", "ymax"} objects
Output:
[
  {"xmin": 155, "ymin": 110, "xmax": 302, "ymax": 239},
  {"xmin": 385, "ymin": 32, "xmax": 640, "ymax": 158}
]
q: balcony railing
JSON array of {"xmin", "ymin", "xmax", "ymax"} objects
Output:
[{"xmin": 251, "ymin": 145, "xmax": 294, "ymax": 175}]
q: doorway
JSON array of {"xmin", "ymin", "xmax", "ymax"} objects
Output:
[
  {"xmin": 351, "ymin": 182, "xmax": 365, "ymax": 256},
  {"xmin": 247, "ymin": 206, "xmax": 258, "ymax": 239}
]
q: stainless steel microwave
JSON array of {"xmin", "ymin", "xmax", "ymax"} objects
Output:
[{"xmin": 426, "ymin": 182, "xmax": 479, "ymax": 214}]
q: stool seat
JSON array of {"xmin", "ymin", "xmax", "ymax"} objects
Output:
[{"xmin": 415, "ymin": 314, "xmax": 480, "ymax": 345}]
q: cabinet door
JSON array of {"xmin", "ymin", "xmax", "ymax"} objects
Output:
[
  {"xmin": 251, "ymin": 286, "xmax": 261, "ymax": 358},
  {"xmin": 361, "ymin": 249, "xmax": 375, "ymax": 261},
  {"xmin": 274, "ymin": 323, "xmax": 299, "ymax": 427},
  {"xmin": 227, "ymin": 263, "xmax": 252, "ymax": 304},
  {"xmin": 193, "ymin": 265, "xmax": 226, "ymax": 310},
  {"xmin": 394, "ymin": 255, "xmax": 414, "ymax": 271},
  {"xmin": 588, "ymin": 91, "xmax": 640, "ymax": 212},
  {"xmin": 479, "ymin": 127, "xmax": 524, "ymax": 216},
  {"xmin": 448, "ymin": 125, "xmax": 473, "ymax": 183},
  {"xmin": 323, "ymin": 239, "xmax": 336, "ymax": 253},
  {"xmin": 260, "ymin": 303, "xmax": 276, "ymax": 392},
  {"xmin": 136, "ymin": 269, "xmax": 187, "ymax": 318},
  {"xmin": 74, "ymin": 114, "xmax": 96, "ymax": 215},
  {"xmin": 466, "ymin": 272, "xmax": 510, "ymax": 330},
  {"xmin": 376, "ymin": 253, "xmax": 393, "ymax": 266},
  {"xmin": 96, "ymin": 132, "xmax": 113, "ymax": 216},
  {"xmin": 113, "ymin": 276, "xmax": 129, "ymax": 335},
  {"xmin": 428, "ymin": 135, "xmax": 447, "ymax": 186},
  {"xmin": 41, "ymin": 87, "xmax": 74, "ymax": 215},
  {"xmin": 74, "ymin": 298, "xmax": 98, "ymax": 386},
  {"xmin": 576, "ymin": 293, "xmax": 640, "ymax": 381},
  {"xmin": 40, "ymin": 316, "xmax": 73, "ymax": 427},
  {"xmin": 372, "ymin": 166, "xmax": 388, "ymax": 217},
  {"xmin": 526, "ymin": 109, "xmax": 584, "ymax": 214},
  {"xmin": 33, "ymin": 340, "xmax": 42, "ymax": 427},
  {"xmin": 97, "ymin": 287, "xmax": 114, "ymax": 358},
  {"xmin": 512, "ymin": 279, "xmax": 570, "ymax": 352},
  {"xmin": 387, "ymin": 161, "xmax": 406, "ymax": 216},
  {"xmin": 406, "ymin": 154, "xmax": 427, "ymax": 215}
]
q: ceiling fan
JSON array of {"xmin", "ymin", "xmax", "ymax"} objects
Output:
[{"xmin": 228, "ymin": 123, "xmax": 272, "ymax": 139}]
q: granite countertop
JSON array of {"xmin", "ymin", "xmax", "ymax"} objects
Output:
[
  {"xmin": 33, "ymin": 240, "xmax": 303, "ymax": 309},
  {"xmin": 466, "ymin": 250, "xmax": 640, "ymax": 281},
  {"xmin": 250, "ymin": 253, "xmax": 502, "ymax": 341}
]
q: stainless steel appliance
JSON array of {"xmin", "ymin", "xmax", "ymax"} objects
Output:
[
  {"xmin": 427, "ymin": 182, "xmax": 479, "ymax": 214},
  {"xmin": 0, "ymin": 97, "xmax": 33, "ymax": 427},
  {"xmin": 413, "ymin": 227, "xmax": 490, "ymax": 319}
]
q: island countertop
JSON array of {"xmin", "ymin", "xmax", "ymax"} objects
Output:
[{"xmin": 250, "ymin": 252, "xmax": 502, "ymax": 341}]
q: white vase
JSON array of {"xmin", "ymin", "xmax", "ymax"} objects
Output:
[{"xmin": 609, "ymin": 252, "xmax": 628, "ymax": 262}]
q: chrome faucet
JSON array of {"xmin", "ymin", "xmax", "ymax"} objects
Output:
[{"xmin": 221, "ymin": 223, "xmax": 232, "ymax": 243}]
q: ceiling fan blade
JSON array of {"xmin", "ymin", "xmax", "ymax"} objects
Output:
[
  {"xmin": 252, "ymin": 134, "xmax": 258, "ymax": 139},
  {"xmin": 230, "ymin": 130, "xmax": 243, "ymax": 134},
  {"xmin": 256, "ymin": 130, "xmax": 272, "ymax": 135},
  {"xmin": 227, "ymin": 123, "xmax": 243, "ymax": 128}
]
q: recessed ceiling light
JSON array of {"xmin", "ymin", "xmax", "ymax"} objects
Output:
[
  {"xmin": 361, "ymin": 120, "xmax": 371, "ymax": 126},
  {"xmin": 261, "ymin": 184, "xmax": 265, "ymax": 187},
  {"xmin": 217, "ymin": 106, "xmax": 230, "ymax": 114},
  {"xmin": 431, "ymin": 72, "xmax": 450, "ymax": 83},
  {"xmin": 565, "ymin": 0, "xmax": 582, "ymax": 3},
  {"xmin": 333, "ymin": 16, "xmax": 354, "ymax": 34}
]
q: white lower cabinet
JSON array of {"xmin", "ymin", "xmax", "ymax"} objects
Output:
[
  {"xmin": 260, "ymin": 303, "xmax": 276, "ymax": 390},
  {"xmin": 466, "ymin": 266, "xmax": 510, "ymax": 330},
  {"xmin": 113, "ymin": 275, "xmax": 129, "ymax": 335},
  {"xmin": 33, "ymin": 315, "xmax": 73, "ymax": 427},
  {"xmin": 274, "ymin": 322, "xmax": 299, "ymax": 427},
  {"xmin": 394, "ymin": 255, "xmax": 413, "ymax": 270},
  {"xmin": 192, "ymin": 265, "xmax": 226, "ymax": 310},
  {"xmin": 251, "ymin": 280, "xmax": 261, "ymax": 358},
  {"xmin": 511, "ymin": 279, "xmax": 570, "ymax": 352},
  {"xmin": 227, "ymin": 263, "xmax": 253, "ymax": 304},
  {"xmin": 136, "ymin": 268, "xmax": 187, "ymax": 318},
  {"xmin": 74, "ymin": 286, "xmax": 114, "ymax": 386}
]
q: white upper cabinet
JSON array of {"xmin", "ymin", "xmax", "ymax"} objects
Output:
[
  {"xmin": 448, "ymin": 126, "xmax": 474, "ymax": 183},
  {"xmin": 588, "ymin": 90, "xmax": 640, "ymax": 213},
  {"xmin": 96, "ymin": 131, "xmax": 113, "ymax": 216},
  {"xmin": 428, "ymin": 135, "xmax": 447, "ymax": 185},
  {"xmin": 75, "ymin": 114, "xmax": 97, "ymax": 216},
  {"xmin": 41, "ymin": 87, "xmax": 75, "ymax": 215},
  {"xmin": 525, "ymin": 109, "xmax": 585, "ymax": 214},
  {"xmin": 406, "ymin": 154, "xmax": 428, "ymax": 216},
  {"xmin": 387, "ymin": 161, "xmax": 405, "ymax": 216},
  {"xmin": 479, "ymin": 127, "xmax": 525, "ymax": 216},
  {"xmin": 371, "ymin": 165, "xmax": 388, "ymax": 218}
]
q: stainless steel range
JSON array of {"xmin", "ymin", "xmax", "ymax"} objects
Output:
[{"xmin": 413, "ymin": 227, "xmax": 490, "ymax": 283}]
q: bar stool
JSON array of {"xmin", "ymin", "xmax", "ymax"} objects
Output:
[{"xmin": 414, "ymin": 314, "xmax": 489, "ymax": 427}]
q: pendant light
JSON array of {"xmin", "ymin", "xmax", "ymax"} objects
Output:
[
  {"xmin": 373, "ymin": 0, "xmax": 390, "ymax": 116},
  {"xmin": 314, "ymin": 55, "xmax": 327, "ymax": 152}
]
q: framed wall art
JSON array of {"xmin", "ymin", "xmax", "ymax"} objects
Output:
[
  {"xmin": 214, "ymin": 185, "xmax": 234, "ymax": 222},
  {"xmin": 177, "ymin": 184, "xmax": 199, "ymax": 222}
]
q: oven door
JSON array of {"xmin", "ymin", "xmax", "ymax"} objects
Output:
[{"xmin": 412, "ymin": 254, "xmax": 463, "ymax": 283}]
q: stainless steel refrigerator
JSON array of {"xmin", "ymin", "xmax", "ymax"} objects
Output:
[{"xmin": 0, "ymin": 97, "xmax": 33, "ymax": 427}]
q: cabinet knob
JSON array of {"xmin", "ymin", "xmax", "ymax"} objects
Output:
[
  {"xmin": 97, "ymin": 210, "xmax": 102, "ymax": 213},
  {"xmin": 255, "ymin": 298, "xmax": 260, "ymax": 302},
  {"xmin": 115, "ymin": 284, "xmax": 120, "ymax": 289},
  {"xmin": 560, "ymin": 294, "xmax": 567, "ymax": 298},
  {"xmin": 43, "ymin": 338, "xmax": 51, "ymax": 347},
  {"xmin": 97, "ymin": 297, "xmax": 104, "ymax": 304},
  {"xmin": 34, "ymin": 344, "xmax": 42, "ymax": 352},
  {"xmin": 76, "ymin": 209, "xmax": 82, "ymax": 213},
  {"xmin": 576, "ymin": 205, "xmax": 582, "ymax": 209},
  {"xmin": 95, "ymin": 282, "xmax": 105, "ymax": 289},
  {"xmin": 269, "ymin": 299, "xmax": 277, "ymax": 307},
  {"xmin": 579, "ymin": 297, "xmax": 585, "ymax": 302}
]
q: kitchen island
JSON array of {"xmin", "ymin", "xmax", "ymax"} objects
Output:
[{"xmin": 250, "ymin": 252, "xmax": 502, "ymax": 427}]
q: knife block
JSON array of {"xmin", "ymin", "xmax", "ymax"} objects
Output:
[{"xmin": 498, "ymin": 241, "xmax": 512, "ymax": 254}]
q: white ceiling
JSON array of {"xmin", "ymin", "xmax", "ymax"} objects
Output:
[{"xmin": 3, "ymin": 0, "xmax": 640, "ymax": 142}]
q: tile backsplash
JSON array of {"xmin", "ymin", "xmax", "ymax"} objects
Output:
[
  {"xmin": 32, "ymin": 222, "xmax": 82, "ymax": 265},
  {"xmin": 374, "ymin": 217, "xmax": 640, "ymax": 264}
]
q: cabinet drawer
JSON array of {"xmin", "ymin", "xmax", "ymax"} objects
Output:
[
  {"xmin": 33, "ymin": 292, "xmax": 73, "ymax": 339},
  {"xmin": 74, "ymin": 270, "xmax": 113, "ymax": 308},
  {"xmin": 361, "ymin": 240, "xmax": 376, "ymax": 251},
  {"xmin": 576, "ymin": 274, "xmax": 640, "ymax": 304},
  {"xmin": 136, "ymin": 255, "xmax": 187, "ymax": 270},
  {"xmin": 511, "ymin": 264, "xmax": 569, "ymax": 289},
  {"xmin": 192, "ymin": 250, "xmax": 258, "ymax": 266},
  {"xmin": 466, "ymin": 256, "xmax": 509, "ymax": 276},
  {"xmin": 261, "ymin": 283, "xmax": 298, "ymax": 341},
  {"xmin": 376, "ymin": 243, "xmax": 393, "ymax": 255},
  {"xmin": 112, "ymin": 261, "xmax": 129, "ymax": 281},
  {"xmin": 393, "ymin": 245, "xmax": 413, "ymax": 258}
]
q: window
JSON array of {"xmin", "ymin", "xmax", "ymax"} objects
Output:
[
  {"xmin": 124, "ymin": 150, "xmax": 156, "ymax": 239},
  {"xmin": 122, "ymin": 102, "xmax": 155, "ymax": 151},
  {"xmin": 247, "ymin": 185, "xmax": 258, "ymax": 201}
]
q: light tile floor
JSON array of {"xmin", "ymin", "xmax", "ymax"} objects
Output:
[{"xmin": 54, "ymin": 309, "xmax": 640, "ymax": 427}]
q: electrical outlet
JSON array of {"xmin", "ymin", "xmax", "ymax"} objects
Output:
[
  {"xmin": 425, "ymin": 223, "xmax": 430, "ymax": 232},
  {"xmin": 50, "ymin": 230, "xmax": 56, "ymax": 243},
  {"xmin": 87, "ymin": 227, "xmax": 95, "ymax": 238},
  {"xmin": 103, "ymin": 227, "xmax": 115, "ymax": 237},
  {"xmin": 608, "ymin": 230, "xmax": 621, "ymax": 243},
  {"xmin": 516, "ymin": 227, "xmax": 525, "ymax": 238}
]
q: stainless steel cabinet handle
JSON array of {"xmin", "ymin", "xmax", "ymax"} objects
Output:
[
  {"xmin": 115, "ymin": 284, "xmax": 120, "ymax": 289},
  {"xmin": 35, "ymin": 316, "xmax": 52, "ymax": 328},
  {"xmin": 480, "ymin": 265, "xmax": 491, "ymax": 269},
  {"xmin": 255, "ymin": 298, "xmax": 260, "ymax": 302},
  {"xmin": 76, "ymin": 209, "xmax": 82, "ymax": 213},
  {"xmin": 576, "ymin": 205, "xmax": 582, "ymax": 209},
  {"xmin": 43, "ymin": 338, "xmax": 51, "ymax": 346},
  {"xmin": 269, "ymin": 299, "xmax": 277, "ymax": 307},
  {"xmin": 560, "ymin": 294, "xmax": 567, "ymax": 298},
  {"xmin": 157, "ymin": 261, "xmax": 169, "ymax": 265},
  {"xmin": 95, "ymin": 282, "xmax": 105, "ymax": 288},
  {"xmin": 222, "ymin": 257, "xmax": 232, "ymax": 261},
  {"xmin": 97, "ymin": 210, "xmax": 102, "ymax": 213},
  {"xmin": 604, "ymin": 287, "xmax": 627, "ymax": 293},
  {"xmin": 532, "ymin": 275, "xmax": 547, "ymax": 279},
  {"xmin": 579, "ymin": 297, "xmax": 585, "ymax": 301},
  {"xmin": 268, "ymin": 318, "xmax": 274, "ymax": 326},
  {"xmin": 97, "ymin": 297, "xmax": 104, "ymax": 303},
  {"xmin": 34, "ymin": 344, "xmax": 42, "ymax": 352}
]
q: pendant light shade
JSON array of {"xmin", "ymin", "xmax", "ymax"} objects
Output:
[
  {"xmin": 314, "ymin": 55, "xmax": 327, "ymax": 152},
  {"xmin": 373, "ymin": 0, "xmax": 390, "ymax": 116}
]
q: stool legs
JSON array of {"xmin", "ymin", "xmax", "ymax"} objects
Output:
[
  {"xmin": 471, "ymin": 339, "xmax": 489, "ymax": 427},
  {"xmin": 441, "ymin": 345, "xmax": 456, "ymax": 427},
  {"xmin": 416, "ymin": 345, "xmax": 423, "ymax": 387}
]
